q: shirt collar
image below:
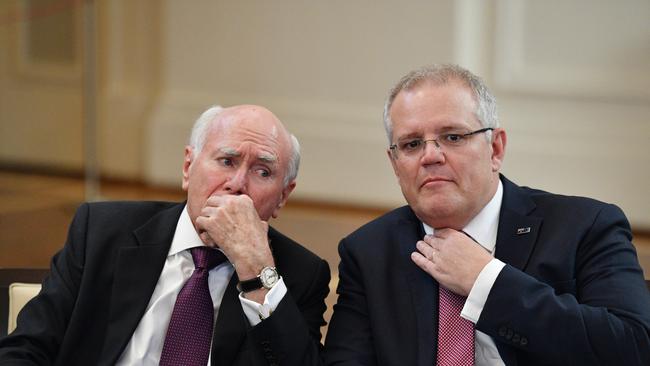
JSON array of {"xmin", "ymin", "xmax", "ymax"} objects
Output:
[
  {"xmin": 422, "ymin": 180, "xmax": 503, "ymax": 253},
  {"xmin": 169, "ymin": 205, "xmax": 207, "ymax": 256}
]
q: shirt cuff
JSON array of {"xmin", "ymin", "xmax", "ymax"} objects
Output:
[
  {"xmin": 461, "ymin": 258, "xmax": 505, "ymax": 323},
  {"xmin": 239, "ymin": 277, "xmax": 287, "ymax": 326}
]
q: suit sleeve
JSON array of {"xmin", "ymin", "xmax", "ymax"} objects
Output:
[
  {"xmin": 246, "ymin": 257, "xmax": 331, "ymax": 366},
  {"xmin": 0, "ymin": 203, "xmax": 89, "ymax": 365},
  {"xmin": 477, "ymin": 203, "xmax": 650, "ymax": 365},
  {"xmin": 322, "ymin": 238, "xmax": 377, "ymax": 366}
]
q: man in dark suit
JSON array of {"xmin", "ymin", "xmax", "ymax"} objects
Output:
[
  {"xmin": 0, "ymin": 105, "xmax": 330, "ymax": 365},
  {"xmin": 323, "ymin": 64, "xmax": 650, "ymax": 365}
]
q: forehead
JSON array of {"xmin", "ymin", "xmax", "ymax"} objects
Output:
[
  {"xmin": 390, "ymin": 81, "xmax": 480, "ymax": 134},
  {"xmin": 203, "ymin": 109, "xmax": 289, "ymax": 160}
]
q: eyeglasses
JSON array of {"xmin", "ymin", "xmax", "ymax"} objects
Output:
[{"xmin": 389, "ymin": 127, "xmax": 494, "ymax": 157}]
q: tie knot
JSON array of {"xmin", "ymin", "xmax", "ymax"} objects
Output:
[{"xmin": 190, "ymin": 247, "xmax": 227, "ymax": 270}]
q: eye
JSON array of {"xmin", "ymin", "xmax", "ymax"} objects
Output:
[
  {"xmin": 255, "ymin": 168, "xmax": 271, "ymax": 178},
  {"xmin": 219, "ymin": 158, "xmax": 234, "ymax": 167},
  {"xmin": 441, "ymin": 133, "xmax": 465, "ymax": 145},
  {"xmin": 400, "ymin": 139, "xmax": 423, "ymax": 152}
]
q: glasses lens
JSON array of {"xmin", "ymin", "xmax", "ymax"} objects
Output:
[
  {"xmin": 438, "ymin": 133, "xmax": 466, "ymax": 147},
  {"xmin": 400, "ymin": 139, "xmax": 424, "ymax": 154}
]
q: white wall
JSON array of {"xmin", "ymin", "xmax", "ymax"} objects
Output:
[{"xmin": 145, "ymin": 0, "xmax": 650, "ymax": 229}]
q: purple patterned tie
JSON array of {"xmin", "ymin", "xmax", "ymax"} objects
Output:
[{"xmin": 159, "ymin": 247, "xmax": 227, "ymax": 366}]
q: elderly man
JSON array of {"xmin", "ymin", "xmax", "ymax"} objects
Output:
[
  {"xmin": 324, "ymin": 64, "xmax": 650, "ymax": 365},
  {"xmin": 0, "ymin": 105, "xmax": 330, "ymax": 365}
]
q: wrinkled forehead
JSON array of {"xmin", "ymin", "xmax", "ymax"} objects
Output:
[{"xmin": 210, "ymin": 106, "xmax": 291, "ymax": 155}]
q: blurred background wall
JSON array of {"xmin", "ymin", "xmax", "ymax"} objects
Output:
[{"xmin": 0, "ymin": 0, "xmax": 649, "ymax": 227}]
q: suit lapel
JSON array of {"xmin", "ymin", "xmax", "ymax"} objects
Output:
[
  {"xmin": 492, "ymin": 176, "xmax": 542, "ymax": 365},
  {"xmin": 211, "ymin": 274, "xmax": 249, "ymax": 366},
  {"xmin": 495, "ymin": 176, "xmax": 541, "ymax": 272},
  {"xmin": 397, "ymin": 208, "xmax": 437, "ymax": 366},
  {"xmin": 99, "ymin": 203, "xmax": 184, "ymax": 365},
  {"xmin": 211, "ymin": 230, "xmax": 286, "ymax": 365}
]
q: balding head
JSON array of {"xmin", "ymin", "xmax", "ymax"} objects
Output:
[{"xmin": 189, "ymin": 105, "xmax": 301, "ymax": 187}]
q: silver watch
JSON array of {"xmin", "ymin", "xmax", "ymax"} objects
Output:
[{"xmin": 236, "ymin": 266, "xmax": 279, "ymax": 292}]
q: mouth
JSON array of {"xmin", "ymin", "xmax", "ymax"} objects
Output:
[{"xmin": 419, "ymin": 176, "xmax": 453, "ymax": 189}]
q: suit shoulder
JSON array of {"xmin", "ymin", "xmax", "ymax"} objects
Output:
[
  {"xmin": 521, "ymin": 186, "xmax": 618, "ymax": 212},
  {"xmin": 343, "ymin": 206, "xmax": 415, "ymax": 243},
  {"xmin": 268, "ymin": 226, "xmax": 325, "ymax": 264},
  {"xmin": 75, "ymin": 200, "xmax": 182, "ymax": 229},
  {"xmin": 515, "ymin": 185, "xmax": 627, "ymax": 226},
  {"xmin": 268, "ymin": 226, "xmax": 329, "ymax": 283}
]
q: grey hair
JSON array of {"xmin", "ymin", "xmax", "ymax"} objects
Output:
[
  {"xmin": 188, "ymin": 105, "xmax": 301, "ymax": 187},
  {"xmin": 382, "ymin": 64, "xmax": 498, "ymax": 144}
]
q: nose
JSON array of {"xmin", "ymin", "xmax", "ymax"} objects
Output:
[
  {"xmin": 420, "ymin": 139, "xmax": 445, "ymax": 165},
  {"xmin": 223, "ymin": 166, "xmax": 248, "ymax": 194}
]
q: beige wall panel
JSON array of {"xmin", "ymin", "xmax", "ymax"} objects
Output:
[
  {"xmin": 0, "ymin": 0, "xmax": 83, "ymax": 171},
  {"xmin": 494, "ymin": 0, "xmax": 650, "ymax": 100},
  {"xmin": 0, "ymin": 87, "xmax": 83, "ymax": 168},
  {"xmin": 98, "ymin": 0, "xmax": 160, "ymax": 179}
]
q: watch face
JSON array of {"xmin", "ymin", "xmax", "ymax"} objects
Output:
[{"xmin": 260, "ymin": 267, "xmax": 279, "ymax": 288}]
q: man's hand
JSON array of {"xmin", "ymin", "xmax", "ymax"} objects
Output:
[
  {"xmin": 195, "ymin": 195, "xmax": 275, "ymax": 303},
  {"xmin": 411, "ymin": 228, "xmax": 492, "ymax": 296}
]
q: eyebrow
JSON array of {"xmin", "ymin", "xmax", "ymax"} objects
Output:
[
  {"xmin": 258, "ymin": 153, "xmax": 277, "ymax": 164},
  {"xmin": 219, "ymin": 147, "xmax": 240, "ymax": 157},
  {"xmin": 219, "ymin": 147, "xmax": 277, "ymax": 164},
  {"xmin": 395, "ymin": 125, "xmax": 472, "ymax": 141},
  {"xmin": 395, "ymin": 132, "xmax": 422, "ymax": 141}
]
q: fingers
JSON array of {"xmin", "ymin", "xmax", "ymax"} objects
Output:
[
  {"xmin": 196, "ymin": 193, "xmax": 272, "ymax": 277},
  {"xmin": 411, "ymin": 251, "xmax": 435, "ymax": 275},
  {"xmin": 413, "ymin": 238, "xmax": 440, "ymax": 279},
  {"xmin": 201, "ymin": 195, "xmax": 261, "ymax": 222},
  {"xmin": 205, "ymin": 194, "xmax": 254, "ymax": 209},
  {"xmin": 416, "ymin": 240, "xmax": 436, "ymax": 261},
  {"xmin": 198, "ymin": 230, "xmax": 216, "ymax": 247},
  {"xmin": 413, "ymin": 229, "xmax": 493, "ymax": 296}
]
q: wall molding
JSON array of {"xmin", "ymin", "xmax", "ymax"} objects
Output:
[{"xmin": 494, "ymin": 0, "xmax": 650, "ymax": 102}]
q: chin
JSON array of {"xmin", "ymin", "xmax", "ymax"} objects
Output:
[{"xmin": 411, "ymin": 196, "xmax": 460, "ymax": 222}]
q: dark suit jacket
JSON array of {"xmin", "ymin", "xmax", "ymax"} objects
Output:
[
  {"xmin": 0, "ymin": 201, "xmax": 330, "ymax": 366},
  {"xmin": 324, "ymin": 176, "xmax": 650, "ymax": 365}
]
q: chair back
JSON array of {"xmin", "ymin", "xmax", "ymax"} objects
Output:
[
  {"xmin": 0, "ymin": 268, "xmax": 49, "ymax": 337},
  {"xmin": 7, "ymin": 283, "xmax": 42, "ymax": 334}
]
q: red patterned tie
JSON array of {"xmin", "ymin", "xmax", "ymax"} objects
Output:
[
  {"xmin": 159, "ymin": 247, "xmax": 227, "ymax": 366},
  {"xmin": 436, "ymin": 285, "xmax": 475, "ymax": 365}
]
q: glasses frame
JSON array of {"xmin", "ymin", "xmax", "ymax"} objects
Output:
[{"xmin": 389, "ymin": 127, "xmax": 494, "ymax": 156}]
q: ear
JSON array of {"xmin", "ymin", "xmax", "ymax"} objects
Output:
[
  {"xmin": 490, "ymin": 128, "xmax": 507, "ymax": 172},
  {"xmin": 182, "ymin": 146, "xmax": 194, "ymax": 191},
  {"xmin": 271, "ymin": 180, "xmax": 296, "ymax": 219}
]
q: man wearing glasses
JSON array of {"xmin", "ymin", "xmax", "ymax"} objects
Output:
[{"xmin": 324, "ymin": 64, "xmax": 650, "ymax": 365}]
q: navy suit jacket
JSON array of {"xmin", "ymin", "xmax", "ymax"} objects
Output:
[
  {"xmin": 324, "ymin": 176, "xmax": 650, "ymax": 365},
  {"xmin": 0, "ymin": 201, "xmax": 330, "ymax": 366}
]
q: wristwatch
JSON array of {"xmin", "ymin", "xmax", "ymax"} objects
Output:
[{"xmin": 237, "ymin": 266, "xmax": 279, "ymax": 293}]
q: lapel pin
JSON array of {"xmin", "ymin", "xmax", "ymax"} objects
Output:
[{"xmin": 516, "ymin": 227, "xmax": 531, "ymax": 235}]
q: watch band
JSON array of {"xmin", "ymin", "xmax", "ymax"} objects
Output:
[
  {"xmin": 236, "ymin": 266, "xmax": 279, "ymax": 293},
  {"xmin": 236, "ymin": 277, "xmax": 263, "ymax": 292}
]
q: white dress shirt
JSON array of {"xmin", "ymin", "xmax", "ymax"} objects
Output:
[
  {"xmin": 422, "ymin": 180, "xmax": 506, "ymax": 366},
  {"xmin": 116, "ymin": 205, "xmax": 287, "ymax": 366}
]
